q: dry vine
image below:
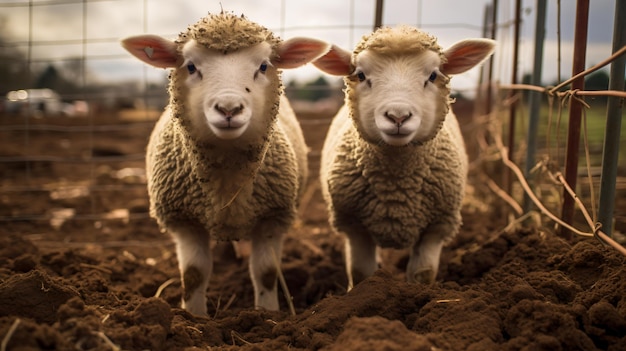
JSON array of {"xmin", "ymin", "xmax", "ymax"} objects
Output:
[{"xmin": 482, "ymin": 43, "xmax": 626, "ymax": 257}]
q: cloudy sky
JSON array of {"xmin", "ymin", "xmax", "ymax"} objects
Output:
[{"xmin": 0, "ymin": 0, "xmax": 619, "ymax": 92}]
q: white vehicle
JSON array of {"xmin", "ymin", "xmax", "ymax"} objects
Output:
[{"xmin": 5, "ymin": 89, "xmax": 64, "ymax": 116}]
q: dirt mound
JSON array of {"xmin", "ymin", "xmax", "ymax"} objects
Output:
[{"xmin": 1, "ymin": 220, "xmax": 624, "ymax": 350}]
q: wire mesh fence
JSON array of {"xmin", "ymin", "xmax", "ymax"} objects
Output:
[
  {"xmin": 477, "ymin": 0, "xmax": 626, "ymax": 255},
  {"xmin": 0, "ymin": 0, "xmax": 624, "ymax": 256}
]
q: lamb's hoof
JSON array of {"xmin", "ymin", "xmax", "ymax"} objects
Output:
[
  {"xmin": 351, "ymin": 269, "xmax": 368, "ymax": 287},
  {"xmin": 409, "ymin": 267, "xmax": 435, "ymax": 285},
  {"xmin": 182, "ymin": 304, "xmax": 209, "ymax": 317}
]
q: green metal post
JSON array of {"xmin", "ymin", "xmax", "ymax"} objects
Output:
[
  {"xmin": 524, "ymin": 0, "xmax": 547, "ymax": 212},
  {"xmin": 597, "ymin": 0, "xmax": 626, "ymax": 238}
]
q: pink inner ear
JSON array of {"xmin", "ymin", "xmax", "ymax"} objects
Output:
[
  {"xmin": 442, "ymin": 40, "xmax": 495, "ymax": 75},
  {"xmin": 273, "ymin": 38, "xmax": 330, "ymax": 69},
  {"xmin": 121, "ymin": 35, "xmax": 179, "ymax": 69},
  {"xmin": 312, "ymin": 45, "xmax": 352, "ymax": 76}
]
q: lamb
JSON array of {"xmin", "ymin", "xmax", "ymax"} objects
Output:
[
  {"xmin": 313, "ymin": 26, "xmax": 495, "ymax": 289},
  {"xmin": 121, "ymin": 12, "xmax": 330, "ymax": 316}
]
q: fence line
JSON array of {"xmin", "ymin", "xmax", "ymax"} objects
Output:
[
  {"xmin": 487, "ymin": 114, "xmax": 626, "ymax": 256},
  {"xmin": 490, "ymin": 37, "xmax": 626, "ymax": 256},
  {"xmin": 498, "ymin": 46, "xmax": 626, "ymax": 189},
  {"xmin": 1, "ymin": 1, "xmax": 624, "ymax": 257},
  {"xmin": 490, "ymin": 123, "xmax": 626, "ymax": 256},
  {"xmin": 0, "ymin": 121, "xmax": 155, "ymax": 132},
  {"xmin": 501, "ymin": 41, "xmax": 626, "ymax": 98},
  {"xmin": 481, "ymin": 0, "xmax": 625, "ymax": 253}
]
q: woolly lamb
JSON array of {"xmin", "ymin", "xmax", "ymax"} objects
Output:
[
  {"xmin": 313, "ymin": 26, "xmax": 495, "ymax": 289},
  {"xmin": 121, "ymin": 12, "xmax": 330, "ymax": 316}
]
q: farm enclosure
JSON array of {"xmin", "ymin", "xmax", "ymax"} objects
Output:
[
  {"xmin": 1, "ymin": 103, "xmax": 625, "ymax": 350},
  {"xmin": 1, "ymin": 0, "xmax": 626, "ymax": 350}
]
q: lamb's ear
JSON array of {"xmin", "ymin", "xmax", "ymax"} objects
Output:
[
  {"xmin": 441, "ymin": 39, "xmax": 495, "ymax": 75},
  {"xmin": 121, "ymin": 35, "xmax": 180, "ymax": 68},
  {"xmin": 312, "ymin": 44, "xmax": 352, "ymax": 76},
  {"xmin": 272, "ymin": 37, "xmax": 330, "ymax": 69}
]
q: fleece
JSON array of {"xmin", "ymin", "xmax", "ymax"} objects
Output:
[{"xmin": 320, "ymin": 26, "xmax": 467, "ymax": 249}]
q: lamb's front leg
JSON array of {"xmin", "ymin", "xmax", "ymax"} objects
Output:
[
  {"xmin": 170, "ymin": 223, "xmax": 213, "ymax": 316},
  {"xmin": 406, "ymin": 222, "xmax": 453, "ymax": 284},
  {"xmin": 249, "ymin": 229, "xmax": 283, "ymax": 311},
  {"xmin": 344, "ymin": 230, "xmax": 378, "ymax": 291}
]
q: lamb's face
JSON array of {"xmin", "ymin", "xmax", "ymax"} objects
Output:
[
  {"xmin": 182, "ymin": 40, "xmax": 276, "ymax": 141},
  {"xmin": 121, "ymin": 13, "xmax": 331, "ymax": 146},
  {"xmin": 351, "ymin": 48, "xmax": 448, "ymax": 147}
]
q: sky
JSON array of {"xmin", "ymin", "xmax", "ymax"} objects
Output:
[{"xmin": 0, "ymin": 0, "xmax": 619, "ymax": 93}]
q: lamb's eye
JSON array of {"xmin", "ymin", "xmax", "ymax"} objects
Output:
[
  {"xmin": 357, "ymin": 71, "xmax": 366, "ymax": 82},
  {"xmin": 259, "ymin": 63, "xmax": 268, "ymax": 73},
  {"xmin": 187, "ymin": 63, "xmax": 197, "ymax": 75},
  {"xmin": 428, "ymin": 71, "xmax": 437, "ymax": 82}
]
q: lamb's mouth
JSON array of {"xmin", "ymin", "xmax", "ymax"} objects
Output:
[
  {"xmin": 212, "ymin": 118, "xmax": 246, "ymax": 130},
  {"xmin": 383, "ymin": 128, "xmax": 411, "ymax": 138},
  {"xmin": 216, "ymin": 125, "xmax": 243, "ymax": 130},
  {"xmin": 209, "ymin": 119, "xmax": 248, "ymax": 139},
  {"xmin": 380, "ymin": 129, "xmax": 414, "ymax": 146}
]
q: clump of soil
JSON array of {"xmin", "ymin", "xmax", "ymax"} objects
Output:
[{"xmin": 0, "ymin": 219, "xmax": 625, "ymax": 350}]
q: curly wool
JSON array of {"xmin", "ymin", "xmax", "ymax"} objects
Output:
[
  {"xmin": 353, "ymin": 25, "xmax": 442, "ymax": 57},
  {"xmin": 322, "ymin": 26, "xmax": 466, "ymax": 248},
  {"xmin": 179, "ymin": 12, "xmax": 280, "ymax": 53},
  {"xmin": 323, "ymin": 112, "xmax": 465, "ymax": 248}
]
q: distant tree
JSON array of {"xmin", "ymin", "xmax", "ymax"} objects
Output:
[
  {"xmin": 584, "ymin": 69, "xmax": 611, "ymax": 105},
  {"xmin": 549, "ymin": 68, "xmax": 610, "ymax": 91},
  {"xmin": 546, "ymin": 68, "xmax": 612, "ymax": 105},
  {"xmin": 35, "ymin": 65, "xmax": 61, "ymax": 89},
  {"xmin": 31, "ymin": 63, "xmax": 85, "ymax": 97},
  {"xmin": 306, "ymin": 76, "xmax": 332, "ymax": 101},
  {"xmin": 61, "ymin": 57, "xmax": 86, "ymax": 85},
  {"xmin": 285, "ymin": 75, "xmax": 333, "ymax": 101},
  {"xmin": 584, "ymin": 69, "xmax": 609, "ymax": 91}
]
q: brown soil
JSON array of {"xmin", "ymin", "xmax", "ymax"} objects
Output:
[{"xmin": 0, "ymin": 100, "xmax": 625, "ymax": 351}]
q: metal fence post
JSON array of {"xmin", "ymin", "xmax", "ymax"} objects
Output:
[
  {"xmin": 374, "ymin": 0, "xmax": 383, "ymax": 29},
  {"xmin": 505, "ymin": 0, "xmax": 522, "ymax": 194},
  {"xmin": 524, "ymin": 0, "xmax": 547, "ymax": 212},
  {"xmin": 597, "ymin": 0, "xmax": 626, "ymax": 238},
  {"xmin": 560, "ymin": 0, "xmax": 589, "ymax": 239}
]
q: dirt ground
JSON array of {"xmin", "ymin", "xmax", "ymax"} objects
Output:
[{"xmin": 0, "ymin": 99, "xmax": 625, "ymax": 351}]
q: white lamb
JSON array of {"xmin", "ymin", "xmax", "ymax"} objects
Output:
[
  {"xmin": 313, "ymin": 26, "xmax": 495, "ymax": 289},
  {"xmin": 121, "ymin": 12, "xmax": 330, "ymax": 316}
]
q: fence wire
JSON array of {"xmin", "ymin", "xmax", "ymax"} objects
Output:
[
  {"xmin": 488, "ymin": 43, "xmax": 626, "ymax": 255},
  {"xmin": 1, "ymin": 1, "xmax": 624, "ymax": 258}
]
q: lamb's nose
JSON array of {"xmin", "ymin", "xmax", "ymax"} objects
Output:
[
  {"xmin": 215, "ymin": 103, "xmax": 244, "ymax": 118},
  {"xmin": 384, "ymin": 111, "xmax": 412, "ymax": 126}
]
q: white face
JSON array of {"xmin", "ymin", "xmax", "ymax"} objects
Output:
[
  {"xmin": 352, "ymin": 49, "xmax": 444, "ymax": 146},
  {"xmin": 181, "ymin": 40, "xmax": 274, "ymax": 141}
]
